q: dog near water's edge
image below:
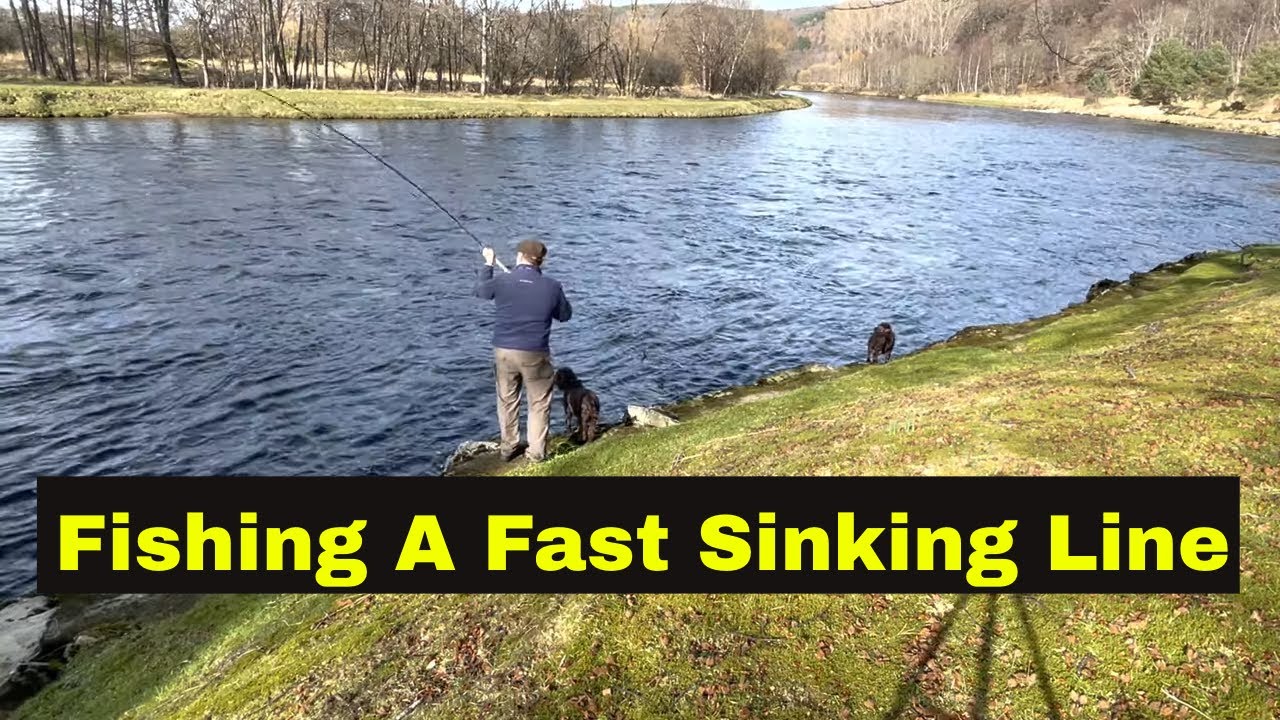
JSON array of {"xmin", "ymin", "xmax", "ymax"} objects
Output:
[
  {"xmin": 552, "ymin": 367, "xmax": 600, "ymax": 444},
  {"xmin": 868, "ymin": 322, "xmax": 895, "ymax": 364}
]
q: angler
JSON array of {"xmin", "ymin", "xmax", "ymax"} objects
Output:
[{"xmin": 475, "ymin": 240, "xmax": 573, "ymax": 464}]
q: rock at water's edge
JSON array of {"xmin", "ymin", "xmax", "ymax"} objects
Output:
[
  {"xmin": 1147, "ymin": 251, "xmax": 1210, "ymax": 276},
  {"xmin": 1086, "ymin": 278, "xmax": 1124, "ymax": 302},
  {"xmin": 626, "ymin": 406, "xmax": 680, "ymax": 428},
  {"xmin": 756, "ymin": 363, "xmax": 837, "ymax": 385},
  {"xmin": 442, "ymin": 440, "xmax": 501, "ymax": 474},
  {"xmin": 39, "ymin": 594, "xmax": 164, "ymax": 649},
  {"xmin": 1, "ymin": 597, "xmax": 55, "ymax": 706},
  {"xmin": 1087, "ymin": 251, "xmax": 1212, "ymax": 303}
]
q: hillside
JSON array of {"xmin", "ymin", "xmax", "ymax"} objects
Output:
[
  {"xmin": 12, "ymin": 246, "xmax": 1280, "ymax": 720},
  {"xmin": 785, "ymin": 0, "xmax": 1280, "ymax": 109}
]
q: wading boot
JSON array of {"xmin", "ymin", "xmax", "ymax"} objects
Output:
[{"xmin": 501, "ymin": 444, "xmax": 526, "ymax": 462}]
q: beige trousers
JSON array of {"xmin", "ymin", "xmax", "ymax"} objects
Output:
[{"xmin": 493, "ymin": 348, "xmax": 555, "ymax": 461}]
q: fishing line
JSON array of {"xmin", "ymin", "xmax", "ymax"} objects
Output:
[{"xmin": 256, "ymin": 88, "xmax": 509, "ymax": 273}]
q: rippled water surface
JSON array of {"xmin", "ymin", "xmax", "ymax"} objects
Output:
[{"xmin": 3, "ymin": 94, "xmax": 1279, "ymax": 595}]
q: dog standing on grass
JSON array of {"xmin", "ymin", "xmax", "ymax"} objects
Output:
[
  {"xmin": 552, "ymin": 367, "xmax": 600, "ymax": 443},
  {"xmin": 867, "ymin": 323, "xmax": 896, "ymax": 364}
]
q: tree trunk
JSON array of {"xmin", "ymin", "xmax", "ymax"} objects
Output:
[
  {"xmin": 291, "ymin": 3, "xmax": 305, "ymax": 87},
  {"xmin": 480, "ymin": 1, "xmax": 488, "ymax": 95},
  {"xmin": 435, "ymin": 21, "xmax": 444, "ymax": 91},
  {"xmin": 271, "ymin": 0, "xmax": 289, "ymax": 87},
  {"xmin": 56, "ymin": 0, "xmax": 77, "ymax": 80},
  {"xmin": 26, "ymin": 0, "xmax": 65, "ymax": 79},
  {"xmin": 448, "ymin": 32, "xmax": 456, "ymax": 90},
  {"xmin": 121, "ymin": 0, "xmax": 132, "ymax": 77},
  {"xmin": 79, "ymin": 0, "xmax": 92, "ymax": 79},
  {"xmin": 8, "ymin": 0, "xmax": 33, "ymax": 72},
  {"xmin": 323, "ymin": 6, "xmax": 331, "ymax": 89},
  {"xmin": 260, "ymin": 0, "xmax": 268, "ymax": 87},
  {"xmin": 153, "ymin": 0, "xmax": 182, "ymax": 85},
  {"xmin": 197, "ymin": 11, "xmax": 210, "ymax": 87},
  {"xmin": 220, "ymin": 6, "xmax": 233, "ymax": 86},
  {"xmin": 372, "ymin": 0, "xmax": 383, "ymax": 89},
  {"xmin": 358, "ymin": 33, "xmax": 371, "ymax": 86},
  {"xmin": 95, "ymin": 0, "xmax": 105, "ymax": 80},
  {"xmin": 723, "ymin": 20, "xmax": 754, "ymax": 96},
  {"xmin": 412, "ymin": 16, "xmax": 424, "ymax": 92},
  {"xmin": 309, "ymin": 14, "xmax": 318, "ymax": 89}
]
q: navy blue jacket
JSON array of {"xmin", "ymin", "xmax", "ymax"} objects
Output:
[{"xmin": 475, "ymin": 263, "xmax": 572, "ymax": 352}]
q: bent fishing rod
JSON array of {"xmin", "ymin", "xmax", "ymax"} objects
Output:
[{"xmin": 256, "ymin": 88, "xmax": 509, "ymax": 273}]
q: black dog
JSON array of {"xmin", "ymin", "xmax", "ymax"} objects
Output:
[
  {"xmin": 867, "ymin": 323, "xmax": 895, "ymax": 364},
  {"xmin": 552, "ymin": 367, "xmax": 600, "ymax": 444}
]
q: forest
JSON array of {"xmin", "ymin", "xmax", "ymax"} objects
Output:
[
  {"xmin": 0, "ymin": 0, "xmax": 793, "ymax": 96},
  {"xmin": 793, "ymin": 0, "xmax": 1280, "ymax": 101},
  {"xmin": 4, "ymin": 0, "xmax": 1279, "ymax": 105}
]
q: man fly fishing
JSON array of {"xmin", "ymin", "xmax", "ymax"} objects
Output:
[
  {"xmin": 249, "ymin": 92, "xmax": 572, "ymax": 461},
  {"xmin": 475, "ymin": 240, "xmax": 572, "ymax": 463}
]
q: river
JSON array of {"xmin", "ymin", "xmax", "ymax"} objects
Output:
[{"xmin": 2, "ymin": 93, "xmax": 1278, "ymax": 596}]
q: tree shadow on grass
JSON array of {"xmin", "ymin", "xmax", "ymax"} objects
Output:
[
  {"xmin": 1012, "ymin": 594, "xmax": 1064, "ymax": 720},
  {"xmin": 877, "ymin": 594, "xmax": 972, "ymax": 720},
  {"xmin": 970, "ymin": 594, "xmax": 998, "ymax": 720},
  {"xmin": 877, "ymin": 594, "xmax": 1065, "ymax": 720}
]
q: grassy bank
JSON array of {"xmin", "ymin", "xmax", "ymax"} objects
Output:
[
  {"xmin": 0, "ymin": 84, "xmax": 809, "ymax": 120},
  {"xmin": 13, "ymin": 248, "xmax": 1280, "ymax": 720},
  {"xmin": 918, "ymin": 92, "xmax": 1280, "ymax": 137}
]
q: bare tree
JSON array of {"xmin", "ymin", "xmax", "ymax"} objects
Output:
[
  {"xmin": 191, "ymin": 0, "xmax": 211, "ymax": 85},
  {"xmin": 54, "ymin": 0, "xmax": 76, "ymax": 80},
  {"xmin": 153, "ymin": 0, "xmax": 182, "ymax": 84},
  {"xmin": 5, "ymin": 0, "xmax": 797, "ymax": 96},
  {"xmin": 20, "ymin": 0, "xmax": 66, "ymax": 78},
  {"xmin": 8, "ymin": 0, "xmax": 34, "ymax": 71}
]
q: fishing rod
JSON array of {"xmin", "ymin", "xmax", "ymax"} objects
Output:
[{"xmin": 256, "ymin": 88, "xmax": 509, "ymax": 273}]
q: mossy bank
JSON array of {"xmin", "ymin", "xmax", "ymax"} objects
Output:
[
  {"xmin": 0, "ymin": 84, "xmax": 810, "ymax": 120},
  {"xmin": 11, "ymin": 247, "xmax": 1280, "ymax": 720}
]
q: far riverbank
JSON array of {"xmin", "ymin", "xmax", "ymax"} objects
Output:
[
  {"xmin": 0, "ymin": 84, "xmax": 810, "ymax": 120},
  {"xmin": 786, "ymin": 84, "xmax": 1280, "ymax": 137},
  {"xmin": 920, "ymin": 91, "xmax": 1280, "ymax": 137}
]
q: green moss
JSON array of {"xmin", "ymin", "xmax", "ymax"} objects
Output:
[
  {"xmin": 0, "ymin": 84, "xmax": 810, "ymax": 119},
  {"xmin": 14, "ymin": 247, "xmax": 1280, "ymax": 719}
]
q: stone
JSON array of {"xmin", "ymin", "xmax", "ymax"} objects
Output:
[
  {"xmin": 1085, "ymin": 278, "xmax": 1124, "ymax": 302},
  {"xmin": 625, "ymin": 405, "xmax": 680, "ymax": 428},
  {"xmin": 441, "ymin": 440, "xmax": 501, "ymax": 475},
  {"xmin": 756, "ymin": 364, "xmax": 837, "ymax": 385},
  {"xmin": 1132, "ymin": 252, "xmax": 1210, "ymax": 282},
  {"xmin": 62, "ymin": 633, "xmax": 101, "ymax": 662},
  {"xmin": 0, "ymin": 597, "xmax": 55, "ymax": 707},
  {"xmin": 2, "ymin": 594, "xmax": 202, "ymax": 713},
  {"xmin": 39, "ymin": 594, "xmax": 165, "ymax": 649}
]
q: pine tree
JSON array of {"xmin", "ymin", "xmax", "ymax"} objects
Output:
[
  {"xmin": 1132, "ymin": 40, "xmax": 1196, "ymax": 105},
  {"xmin": 1086, "ymin": 70, "xmax": 1113, "ymax": 97},
  {"xmin": 1240, "ymin": 44, "xmax": 1280, "ymax": 98},
  {"xmin": 1192, "ymin": 44, "xmax": 1233, "ymax": 99}
]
